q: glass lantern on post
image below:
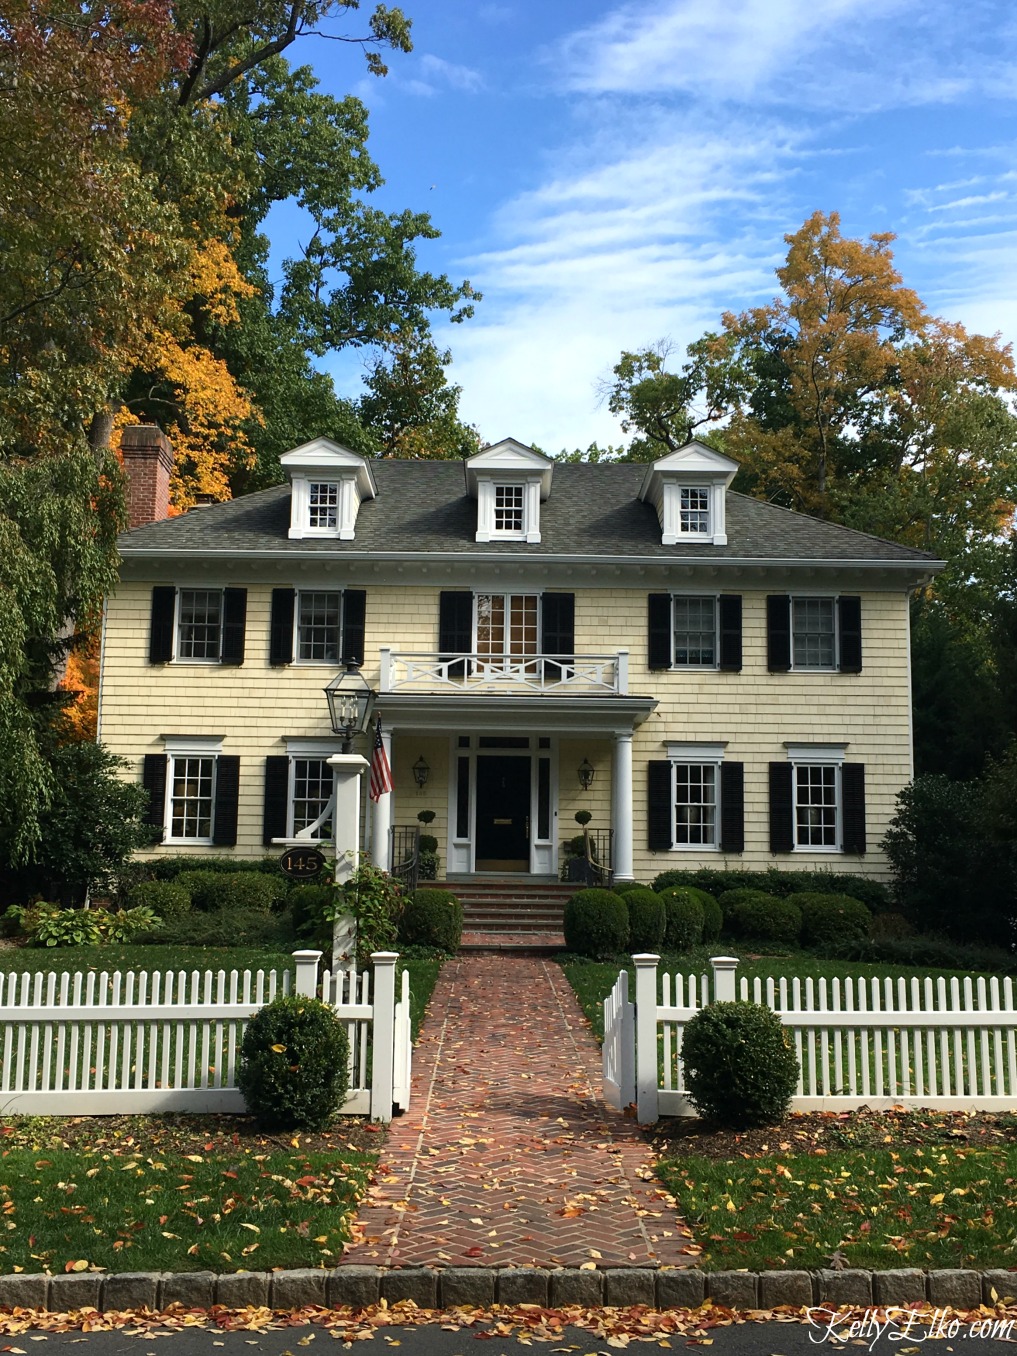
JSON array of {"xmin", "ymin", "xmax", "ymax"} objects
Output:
[{"xmin": 323, "ymin": 662, "xmax": 376, "ymax": 752}]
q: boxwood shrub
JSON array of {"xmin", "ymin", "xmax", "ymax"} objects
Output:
[
  {"xmin": 149, "ymin": 908, "xmax": 293, "ymax": 948},
  {"xmin": 191, "ymin": 872, "xmax": 284, "ymax": 913},
  {"xmin": 612, "ymin": 881, "xmax": 655, "ymax": 896},
  {"xmin": 722, "ymin": 889, "xmax": 802, "ymax": 945},
  {"xmin": 788, "ymin": 891, "xmax": 871, "ymax": 948},
  {"xmin": 681, "ymin": 1001, "xmax": 800, "ymax": 1128},
  {"xmin": 289, "ymin": 884, "xmax": 335, "ymax": 946},
  {"xmin": 623, "ymin": 887, "xmax": 666, "ymax": 951},
  {"xmin": 651, "ymin": 867, "xmax": 890, "ymax": 913},
  {"xmin": 399, "ymin": 889, "xmax": 463, "ymax": 952},
  {"xmin": 238, "ymin": 994, "xmax": 350, "ymax": 1130},
  {"xmin": 657, "ymin": 887, "xmax": 705, "ymax": 951},
  {"xmin": 126, "ymin": 878, "xmax": 191, "ymax": 919},
  {"xmin": 563, "ymin": 889, "xmax": 628, "ymax": 959}
]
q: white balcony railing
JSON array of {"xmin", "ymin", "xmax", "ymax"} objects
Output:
[{"xmin": 379, "ymin": 648, "xmax": 629, "ymax": 696}]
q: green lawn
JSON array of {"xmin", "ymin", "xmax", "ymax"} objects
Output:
[
  {"xmin": 657, "ymin": 1141, "xmax": 1017, "ymax": 1272},
  {"xmin": 561, "ymin": 947, "xmax": 1017, "ymax": 1041},
  {"xmin": 0, "ymin": 1118, "xmax": 374, "ymax": 1274}
]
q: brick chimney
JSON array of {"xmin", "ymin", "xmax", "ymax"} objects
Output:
[{"xmin": 120, "ymin": 424, "xmax": 174, "ymax": 528}]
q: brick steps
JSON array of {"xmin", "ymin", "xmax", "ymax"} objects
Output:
[{"xmin": 436, "ymin": 878, "xmax": 574, "ymax": 934}]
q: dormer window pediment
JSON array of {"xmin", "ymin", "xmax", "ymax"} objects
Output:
[
  {"xmin": 280, "ymin": 438, "xmax": 377, "ymax": 541},
  {"xmin": 638, "ymin": 440, "xmax": 739, "ymax": 547},
  {"xmin": 467, "ymin": 438, "xmax": 553, "ymax": 544}
]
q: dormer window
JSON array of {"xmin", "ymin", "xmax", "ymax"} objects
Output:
[
  {"xmin": 494, "ymin": 484, "xmax": 526, "ymax": 536},
  {"xmin": 308, "ymin": 482, "xmax": 340, "ymax": 531},
  {"xmin": 466, "ymin": 439, "xmax": 554, "ymax": 544},
  {"xmin": 638, "ymin": 441, "xmax": 739, "ymax": 547},
  {"xmin": 679, "ymin": 486, "xmax": 710, "ymax": 535},
  {"xmin": 280, "ymin": 439, "xmax": 377, "ymax": 541}
]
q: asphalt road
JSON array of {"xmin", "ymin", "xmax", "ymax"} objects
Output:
[{"xmin": 8, "ymin": 1313, "xmax": 1017, "ymax": 1356}]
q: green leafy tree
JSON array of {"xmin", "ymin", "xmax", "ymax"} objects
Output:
[{"xmin": 357, "ymin": 328, "xmax": 480, "ymax": 459}]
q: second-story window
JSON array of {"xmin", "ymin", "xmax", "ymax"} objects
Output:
[
  {"xmin": 477, "ymin": 593, "xmax": 538, "ymax": 659},
  {"xmin": 673, "ymin": 596, "xmax": 717, "ymax": 666},
  {"xmin": 679, "ymin": 486, "xmax": 710, "ymax": 534},
  {"xmin": 297, "ymin": 591, "xmax": 342, "ymax": 662},
  {"xmin": 792, "ymin": 597, "xmax": 837, "ymax": 669},
  {"xmin": 493, "ymin": 484, "xmax": 525, "ymax": 535},
  {"xmin": 308, "ymin": 481, "xmax": 340, "ymax": 530},
  {"xmin": 178, "ymin": 589, "xmax": 222, "ymax": 660}
]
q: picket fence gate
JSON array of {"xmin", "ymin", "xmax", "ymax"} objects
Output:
[
  {"xmin": 602, "ymin": 953, "xmax": 1017, "ymax": 1122},
  {"xmin": 0, "ymin": 949, "xmax": 411, "ymax": 1122}
]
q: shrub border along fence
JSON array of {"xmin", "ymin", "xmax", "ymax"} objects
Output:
[
  {"xmin": 0, "ymin": 950, "xmax": 411, "ymax": 1123},
  {"xmin": 604, "ymin": 954, "xmax": 1017, "ymax": 1123}
]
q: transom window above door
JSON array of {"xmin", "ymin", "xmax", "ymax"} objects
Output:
[{"xmin": 476, "ymin": 593, "xmax": 539, "ymax": 658}]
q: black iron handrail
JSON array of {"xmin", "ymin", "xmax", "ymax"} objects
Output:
[{"xmin": 390, "ymin": 825, "xmax": 420, "ymax": 892}]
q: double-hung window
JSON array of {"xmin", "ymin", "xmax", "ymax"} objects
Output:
[
  {"xmin": 648, "ymin": 744, "xmax": 744, "ymax": 854},
  {"xmin": 792, "ymin": 597, "xmax": 837, "ymax": 670},
  {"xmin": 793, "ymin": 761, "xmax": 839, "ymax": 848},
  {"xmin": 767, "ymin": 595, "xmax": 862, "ymax": 673},
  {"xmin": 673, "ymin": 596, "xmax": 717, "ymax": 667},
  {"xmin": 308, "ymin": 481, "xmax": 340, "ymax": 531},
  {"xmin": 144, "ymin": 736, "xmax": 239, "ymax": 847},
  {"xmin": 769, "ymin": 744, "xmax": 866, "ymax": 854},
  {"xmin": 169, "ymin": 755, "xmax": 216, "ymax": 841},
  {"xmin": 674, "ymin": 761, "xmax": 719, "ymax": 847},
  {"xmin": 679, "ymin": 486, "xmax": 710, "ymax": 535},
  {"xmin": 297, "ymin": 591, "xmax": 342, "ymax": 663},
  {"xmin": 177, "ymin": 589, "xmax": 222, "ymax": 661},
  {"xmin": 290, "ymin": 757, "xmax": 335, "ymax": 839},
  {"xmin": 493, "ymin": 484, "xmax": 525, "ymax": 536}
]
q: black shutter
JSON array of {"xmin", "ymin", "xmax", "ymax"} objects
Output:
[
  {"xmin": 149, "ymin": 587, "xmax": 175, "ymax": 664},
  {"xmin": 263, "ymin": 756, "xmax": 290, "ymax": 844},
  {"xmin": 718, "ymin": 595, "xmax": 743, "ymax": 672},
  {"xmin": 541, "ymin": 592, "xmax": 575, "ymax": 682},
  {"xmin": 719, "ymin": 762, "xmax": 744, "ymax": 852},
  {"xmin": 439, "ymin": 591, "xmax": 473, "ymax": 678},
  {"xmin": 270, "ymin": 589, "xmax": 295, "ymax": 666},
  {"xmin": 647, "ymin": 594, "xmax": 673, "ymax": 670},
  {"xmin": 838, "ymin": 596, "xmax": 863, "ymax": 673},
  {"xmin": 768, "ymin": 761, "xmax": 794, "ymax": 853},
  {"xmin": 842, "ymin": 763, "xmax": 867, "ymax": 853},
  {"xmin": 221, "ymin": 588, "xmax": 247, "ymax": 665},
  {"xmin": 142, "ymin": 754, "xmax": 167, "ymax": 828},
  {"xmin": 647, "ymin": 760, "xmax": 673, "ymax": 851},
  {"xmin": 212, "ymin": 756, "xmax": 240, "ymax": 846},
  {"xmin": 342, "ymin": 589, "xmax": 367, "ymax": 665},
  {"xmin": 767, "ymin": 595, "xmax": 792, "ymax": 672}
]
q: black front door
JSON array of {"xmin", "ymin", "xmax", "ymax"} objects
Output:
[{"xmin": 475, "ymin": 755, "xmax": 530, "ymax": 870}]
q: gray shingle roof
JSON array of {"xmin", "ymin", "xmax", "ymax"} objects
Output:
[{"xmin": 119, "ymin": 460, "xmax": 938, "ymax": 565}]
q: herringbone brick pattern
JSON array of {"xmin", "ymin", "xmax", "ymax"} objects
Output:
[{"xmin": 340, "ymin": 955, "xmax": 698, "ymax": 1269}]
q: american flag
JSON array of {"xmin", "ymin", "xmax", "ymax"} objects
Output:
[{"xmin": 369, "ymin": 718, "xmax": 393, "ymax": 802}]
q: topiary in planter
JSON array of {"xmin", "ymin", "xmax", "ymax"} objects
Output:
[
  {"xmin": 681, "ymin": 1001, "xmax": 800, "ymax": 1128},
  {"xmin": 721, "ymin": 890, "xmax": 802, "ymax": 945},
  {"xmin": 238, "ymin": 994, "xmax": 350, "ymax": 1130},
  {"xmin": 399, "ymin": 888, "xmax": 463, "ymax": 952},
  {"xmin": 657, "ymin": 887, "xmax": 705, "ymax": 951},
  {"xmin": 563, "ymin": 889, "xmax": 628, "ymax": 959},
  {"xmin": 788, "ymin": 891, "xmax": 871, "ymax": 948},
  {"xmin": 126, "ymin": 879, "xmax": 191, "ymax": 919},
  {"xmin": 623, "ymin": 887, "xmax": 666, "ymax": 951}
]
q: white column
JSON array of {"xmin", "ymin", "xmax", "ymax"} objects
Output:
[
  {"xmin": 612, "ymin": 731, "xmax": 634, "ymax": 881},
  {"xmin": 327, "ymin": 753, "xmax": 369, "ymax": 968},
  {"xmin": 371, "ymin": 727, "xmax": 393, "ymax": 871}
]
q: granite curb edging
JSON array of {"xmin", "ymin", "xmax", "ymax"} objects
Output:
[{"xmin": 0, "ymin": 1266, "xmax": 1015, "ymax": 1314}]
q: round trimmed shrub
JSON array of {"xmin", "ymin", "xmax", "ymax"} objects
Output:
[
  {"xmin": 658, "ymin": 887, "xmax": 705, "ymax": 951},
  {"xmin": 126, "ymin": 879, "xmax": 191, "ymax": 919},
  {"xmin": 699, "ymin": 891, "xmax": 723, "ymax": 943},
  {"xmin": 399, "ymin": 889, "xmax": 463, "ymax": 952},
  {"xmin": 788, "ymin": 892, "xmax": 871, "ymax": 948},
  {"xmin": 238, "ymin": 994, "xmax": 350, "ymax": 1130},
  {"xmin": 201, "ymin": 872, "xmax": 285, "ymax": 913},
  {"xmin": 681, "ymin": 1001, "xmax": 800, "ymax": 1128},
  {"xmin": 612, "ymin": 880, "xmax": 655, "ymax": 896},
  {"xmin": 563, "ymin": 889, "xmax": 628, "ymax": 959},
  {"xmin": 418, "ymin": 834, "xmax": 439, "ymax": 854},
  {"xmin": 722, "ymin": 890, "xmax": 801, "ymax": 945},
  {"xmin": 624, "ymin": 888, "xmax": 666, "ymax": 951},
  {"xmin": 174, "ymin": 869, "xmax": 222, "ymax": 909}
]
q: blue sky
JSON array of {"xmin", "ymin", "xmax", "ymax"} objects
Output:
[{"xmin": 268, "ymin": 0, "xmax": 1017, "ymax": 452}]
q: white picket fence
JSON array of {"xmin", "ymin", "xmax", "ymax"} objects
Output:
[
  {"xmin": 0, "ymin": 949, "xmax": 411, "ymax": 1122},
  {"xmin": 603, "ymin": 953, "xmax": 1017, "ymax": 1121}
]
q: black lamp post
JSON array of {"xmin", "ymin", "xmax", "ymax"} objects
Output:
[{"xmin": 324, "ymin": 662, "xmax": 377, "ymax": 753}]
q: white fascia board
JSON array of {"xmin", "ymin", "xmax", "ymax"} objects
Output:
[{"xmin": 466, "ymin": 439, "xmax": 554, "ymax": 498}]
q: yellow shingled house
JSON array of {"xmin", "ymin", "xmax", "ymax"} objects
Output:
[{"xmin": 98, "ymin": 426, "xmax": 941, "ymax": 920}]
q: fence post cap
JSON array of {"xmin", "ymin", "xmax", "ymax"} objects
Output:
[
  {"xmin": 292, "ymin": 950, "xmax": 323, "ymax": 962},
  {"xmin": 710, "ymin": 956, "xmax": 740, "ymax": 970},
  {"xmin": 370, "ymin": 951, "xmax": 399, "ymax": 963},
  {"xmin": 632, "ymin": 953, "xmax": 661, "ymax": 966}
]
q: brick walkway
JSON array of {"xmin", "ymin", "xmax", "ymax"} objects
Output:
[{"xmin": 340, "ymin": 954, "xmax": 698, "ymax": 1270}]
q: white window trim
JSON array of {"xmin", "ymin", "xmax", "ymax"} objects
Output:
[
  {"xmin": 173, "ymin": 587, "xmax": 224, "ymax": 665},
  {"xmin": 789, "ymin": 594, "xmax": 839, "ymax": 672},
  {"xmin": 472, "ymin": 591, "xmax": 542, "ymax": 658},
  {"xmin": 291, "ymin": 589, "xmax": 345, "ymax": 666},
  {"xmin": 475, "ymin": 476, "xmax": 542, "ymax": 543},
  {"xmin": 665, "ymin": 743, "xmax": 727, "ymax": 852},
  {"xmin": 660, "ymin": 479, "xmax": 727, "ymax": 546},
  {"xmin": 785, "ymin": 744, "xmax": 846, "ymax": 852},
  {"xmin": 289, "ymin": 474, "xmax": 359, "ymax": 540},
  {"xmin": 163, "ymin": 737, "xmax": 224, "ymax": 845},
  {"xmin": 266, "ymin": 740, "xmax": 344, "ymax": 845},
  {"xmin": 669, "ymin": 592, "xmax": 721, "ymax": 670}
]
